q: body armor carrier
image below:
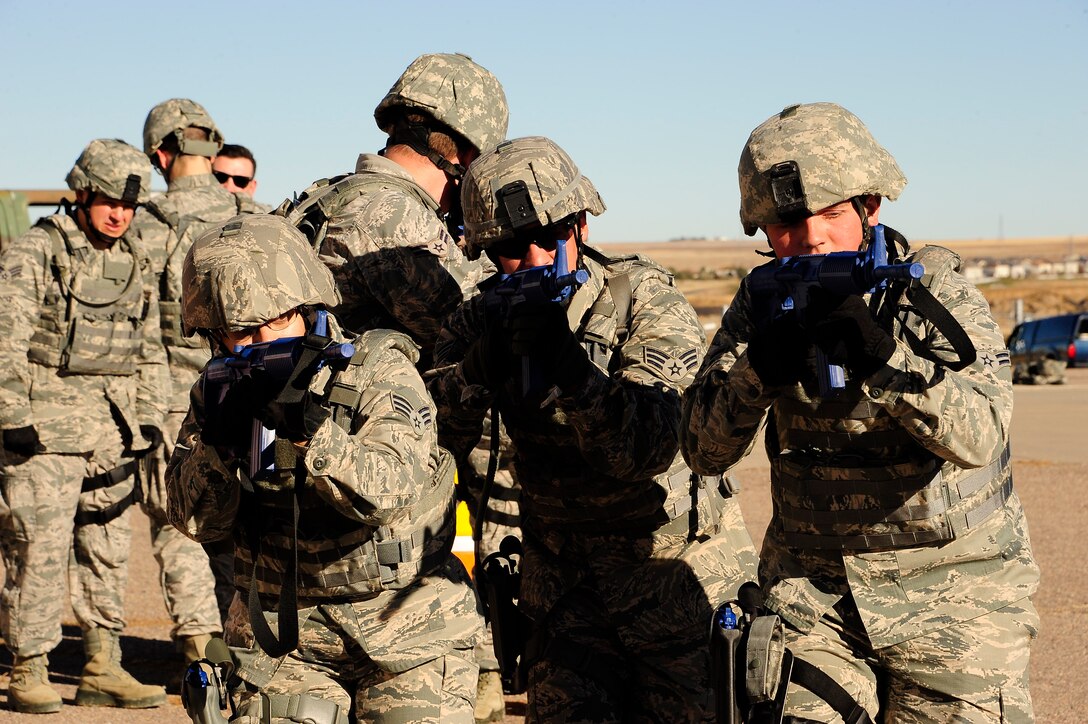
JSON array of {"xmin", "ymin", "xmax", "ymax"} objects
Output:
[
  {"xmin": 145, "ymin": 191, "xmax": 262, "ymax": 349},
  {"xmin": 27, "ymin": 216, "xmax": 151, "ymax": 376},
  {"xmin": 770, "ymin": 245, "xmax": 1011, "ymax": 551},
  {"xmin": 506, "ymin": 250, "xmax": 731, "ymax": 538},
  {"xmin": 233, "ymin": 329, "xmax": 457, "ymax": 601}
]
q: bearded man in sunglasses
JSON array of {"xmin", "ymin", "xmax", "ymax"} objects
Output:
[{"xmin": 427, "ymin": 136, "xmax": 758, "ymax": 722}]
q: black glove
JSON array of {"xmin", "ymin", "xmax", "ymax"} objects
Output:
[
  {"xmin": 804, "ymin": 289, "xmax": 897, "ymax": 378},
  {"xmin": 509, "ymin": 303, "xmax": 592, "ymax": 392},
  {"xmin": 131, "ymin": 424, "xmax": 164, "ymax": 455},
  {"xmin": 255, "ymin": 391, "xmax": 331, "ymax": 443},
  {"xmin": 2, "ymin": 425, "xmax": 45, "ymax": 457},
  {"xmin": 461, "ymin": 322, "xmax": 513, "ymax": 391},
  {"xmin": 746, "ymin": 315, "xmax": 811, "ymax": 388},
  {"xmin": 200, "ymin": 376, "xmax": 271, "ymax": 449}
]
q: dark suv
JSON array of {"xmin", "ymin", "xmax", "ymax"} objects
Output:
[{"xmin": 1007, "ymin": 312, "xmax": 1088, "ymax": 384}]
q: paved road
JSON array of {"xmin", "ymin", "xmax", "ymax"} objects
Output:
[{"xmin": 1, "ymin": 370, "xmax": 1085, "ymax": 722}]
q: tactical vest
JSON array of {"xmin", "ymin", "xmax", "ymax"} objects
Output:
[
  {"xmin": 770, "ymin": 245, "xmax": 1012, "ymax": 551},
  {"xmin": 27, "ymin": 216, "xmax": 151, "ymax": 376},
  {"xmin": 146, "ymin": 192, "xmax": 261, "ymax": 349},
  {"xmin": 234, "ymin": 329, "xmax": 457, "ymax": 600},
  {"xmin": 509, "ymin": 251, "xmax": 729, "ymax": 536},
  {"xmin": 273, "ymin": 171, "xmax": 430, "ymax": 257}
]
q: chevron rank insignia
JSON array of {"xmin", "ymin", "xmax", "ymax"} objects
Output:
[
  {"xmin": 391, "ymin": 393, "xmax": 433, "ymax": 433},
  {"xmin": 643, "ymin": 347, "xmax": 699, "ymax": 382}
]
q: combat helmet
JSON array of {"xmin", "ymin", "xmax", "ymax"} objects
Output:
[
  {"xmin": 461, "ymin": 136, "xmax": 606, "ymax": 260},
  {"xmin": 374, "ymin": 53, "xmax": 508, "ymax": 156},
  {"xmin": 65, "ymin": 139, "xmax": 153, "ymax": 205},
  {"xmin": 181, "ymin": 214, "xmax": 341, "ymax": 335},
  {"xmin": 143, "ymin": 98, "xmax": 224, "ymax": 159},
  {"xmin": 738, "ymin": 102, "xmax": 906, "ymax": 236}
]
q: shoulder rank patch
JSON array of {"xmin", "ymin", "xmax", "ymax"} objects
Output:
[
  {"xmin": 982, "ymin": 350, "xmax": 1011, "ymax": 369},
  {"xmin": 0, "ymin": 264, "xmax": 23, "ymax": 283},
  {"xmin": 390, "ymin": 392, "xmax": 433, "ymax": 433},
  {"xmin": 643, "ymin": 347, "xmax": 700, "ymax": 382}
]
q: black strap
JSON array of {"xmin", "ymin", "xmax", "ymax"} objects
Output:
[
  {"xmin": 81, "ymin": 460, "xmax": 138, "ymax": 492},
  {"xmin": 473, "ymin": 407, "xmax": 502, "ymax": 560},
  {"xmin": 74, "ymin": 487, "xmax": 137, "ymax": 526},
  {"xmin": 789, "ymin": 658, "xmax": 874, "ymax": 724},
  {"xmin": 904, "ymin": 281, "xmax": 976, "ymax": 371},
  {"xmin": 247, "ymin": 469, "xmax": 303, "ymax": 659}
]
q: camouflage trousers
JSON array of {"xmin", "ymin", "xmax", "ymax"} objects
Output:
[
  {"xmin": 781, "ymin": 595, "xmax": 1038, "ymax": 723},
  {"xmin": 522, "ymin": 496, "xmax": 758, "ymax": 723},
  {"xmin": 141, "ymin": 408, "xmax": 222, "ymax": 640},
  {"xmin": 223, "ymin": 560, "xmax": 483, "ymax": 722},
  {"xmin": 0, "ymin": 434, "xmax": 132, "ymax": 656}
]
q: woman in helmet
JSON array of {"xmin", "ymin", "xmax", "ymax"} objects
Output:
[
  {"xmin": 167, "ymin": 214, "xmax": 482, "ymax": 723},
  {"xmin": 682, "ymin": 103, "xmax": 1039, "ymax": 723}
]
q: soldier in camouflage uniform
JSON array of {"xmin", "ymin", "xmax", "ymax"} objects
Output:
[
  {"xmin": 131, "ymin": 98, "xmax": 264, "ymax": 655},
  {"xmin": 681, "ymin": 103, "xmax": 1040, "ymax": 723},
  {"xmin": 166, "ymin": 214, "xmax": 482, "ymax": 723},
  {"xmin": 276, "ymin": 52, "xmax": 514, "ymax": 720},
  {"xmin": 428, "ymin": 136, "xmax": 758, "ymax": 722},
  {"xmin": 0, "ymin": 139, "xmax": 167, "ymax": 712}
]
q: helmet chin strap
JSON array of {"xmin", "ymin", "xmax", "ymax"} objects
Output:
[
  {"xmin": 388, "ymin": 118, "xmax": 467, "ymax": 180},
  {"xmin": 852, "ymin": 196, "xmax": 874, "ymax": 250}
]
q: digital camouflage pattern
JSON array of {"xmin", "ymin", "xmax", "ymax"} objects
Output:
[
  {"xmin": 374, "ymin": 53, "xmax": 509, "ymax": 155},
  {"xmin": 429, "ymin": 246, "xmax": 758, "ymax": 720},
  {"xmin": 222, "ymin": 576, "xmax": 479, "ymax": 723},
  {"xmin": 0, "ymin": 201, "xmax": 166, "ymax": 657},
  {"xmin": 131, "ymin": 173, "xmax": 264, "ymax": 411},
  {"xmin": 181, "ymin": 214, "xmax": 341, "ymax": 334},
  {"xmin": 66, "ymin": 138, "xmax": 153, "ymax": 205},
  {"xmin": 130, "ymin": 164, "xmax": 261, "ymax": 647},
  {"xmin": 461, "ymin": 135, "xmax": 606, "ymax": 259},
  {"xmin": 311, "ymin": 153, "xmax": 494, "ymax": 352},
  {"xmin": 168, "ymin": 215, "xmax": 481, "ymax": 714},
  {"xmin": 167, "ymin": 315, "xmax": 482, "ymax": 718},
  {"xmin": 681, "ymin": 231, "xmax": 1039, "ymax": 720},
  {"xmin": 142, "ymin": 98, "xmax": 224, "ymax": 158},
  {"xmin": 738, "ymin": 102, "xmax": 907, "ymax": 235}
]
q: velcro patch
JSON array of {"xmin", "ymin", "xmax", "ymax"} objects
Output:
[
  {"xmin": 0, "ymin": 264, "xmax": 23, "ymax": 283},
  {"xmin": 390, "ymin": 393, "xmax": 433, "ymax": 433},
  {"xmin": 643, "ymin": 347, "xmax": 700, "ymax": 382}
]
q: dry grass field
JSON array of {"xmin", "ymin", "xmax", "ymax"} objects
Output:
[{"xmin": 599, "ymin": 235, "xmax": 1088, "ymax": 335}]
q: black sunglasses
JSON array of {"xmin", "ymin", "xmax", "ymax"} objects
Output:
[{"xmin": 213, "ymin": 170, "xmax": 252, "ymax": 187}]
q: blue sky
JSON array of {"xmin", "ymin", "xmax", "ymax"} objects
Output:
[{"xmin": 2, "ymin": 0, "xmax": 1085, "ymax": 243}]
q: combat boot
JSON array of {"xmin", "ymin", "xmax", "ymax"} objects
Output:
[
  {"xmin": 474, "ymin": 669, "xmax": 505, "ymax": 723},
  {"xmin": 7, "ymin": 653, "xmax": 62, "ymax": 714},
  {"xmin": 74, "ymin": 627, "xmax": 166, "ymax": 709},
  {"xmin": 179, "ymin": 632, "xmax": 214, "ymax": 663}
]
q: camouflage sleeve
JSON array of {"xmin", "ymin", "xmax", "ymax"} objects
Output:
[
  {"xmin": 681, "ymin": 281, "xmax": 777, "ymax": 475},
  {"xmin": 859, "ymin": 271, "xmax": 1012, "ymax": 467},
  {"xmin": 336, "ymin": 192, "xmax": 488, "ymax": 348},
  {"xmin": 301, "ymin": 344, "xmax": 442, "ymax": 525},
  {"xmin": 135, "ymin": 254, "xmax": 168, "ymax": 427},
  {"xmin": 425, "ymin": 298, "xmax": 491, "ymax": 461},
  {"xmin": 0, "ymin": 229, "xmax": 50, "ymax": 429},
  {"xmin": 131, "ymin": 207, "xmax": 172, "ymax": 280},
  {"xmin": 558, "ymin": 271, "xmax": 708, "ymax": 481},
  {"xmin": 165, "ymin": 380, "xmax": 240, "ymax": 542}
]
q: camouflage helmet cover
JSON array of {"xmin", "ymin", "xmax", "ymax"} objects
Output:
[
  {"xmin": 374, "ymin": 53, "xmax": 509, "ymax": 155},
  {"xmin": 142, "ymin": 98, "xmax": 224, "ymax": 158},
  {"xmin": 181, "ymin": 214, "xmax": 341, "ymax": 335},
  {"xmin": 65, "ymin": 138, "xmax": 153, "ymax": 205},
  {"xmin": 461, "ymin": 136, "xmax": 606, "ymax": 260},
  {"xmin": 738, "ymin": 102, "xmax": 907, "ymax": 235}
]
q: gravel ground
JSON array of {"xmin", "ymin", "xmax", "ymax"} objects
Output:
[{"xmin": 2, "ymin": 369, "xmax": 1084, "ymax": 722}]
